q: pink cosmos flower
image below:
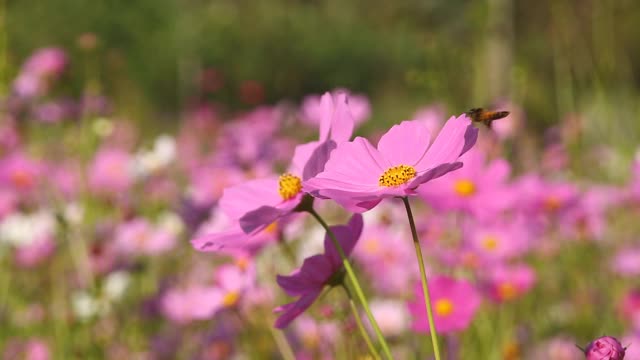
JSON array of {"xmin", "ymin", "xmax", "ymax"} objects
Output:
[
  {"xmin": 407, "ymin": 275, "xmax": 482, "ymax": 334},
  {"xmin": 417, "ymin": 147, "xmax": 513, "ymax": 219},
  {"xmin": 162, "ymin": 263, "xmax": 254, "ymax": 324},
  {"xmin": 353, "ymin": 223, "xmax": 416, "ymax": 295},
  {"xmin": 304, "ymin": 114, "xmax": 478, "ymax": 212},
  {"xmin": 464, "ymin": 218, "xmax": 531, "ymax": 262},
  {"xmin": 205, "ymin": 92, "xmax": 354, "ymax": 238},
  {"xmin": 88, "ymin": 147, "xmax": 134, "ymax": 196},
  {"xmin": 610, "ymin": 248, "xmax": 640, "ymax": 277},
  {"xmin": 114, "ymin": 218, "xmax": 176, "ymax": 256},
  {"xmin": 618, "ymin": 289, "xmax": 640, "ymax": 330},
  {"xmin": 301, "ymin": 89, "xmax": 370, "ymax": 128},
  {"xmin": 13, "ymin": 48, "xmax": 67, "ymax": 99},
  {"xmin": 0, "ymin": 152, "xmax": 43, "ymax": 194},
  {"xmin": 481, "ymin": 263, "xmax": 536, "ymax": 303},
  {"xmin": 274, "ymin": 214, "xmax": 363, "ymax": 328},
  {"xmin": 14, "ymin": 235, "xmax": 56, "ymax": 268},
  {"xmin": 583, "ymin": 336, "xmax": 626, "ymax": 360}
]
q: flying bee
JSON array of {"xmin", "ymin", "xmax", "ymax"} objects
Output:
[{"xmin": 465, "ymin": 108, "xmax": 510, "ymax": 129}]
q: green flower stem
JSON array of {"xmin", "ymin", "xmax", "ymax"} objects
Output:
[
  {"xmin": 307, "ymin": 209, "xmax": 394, "ymax": 360},
  {"xmin": 341, "ymin": 283, "xmax": 382, "ymax": 360},
  {"xmin": 402, "ymin": 196, "xmax": 441, "ymax": 360}
]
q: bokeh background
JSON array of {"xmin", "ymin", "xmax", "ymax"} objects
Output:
[
  {"xmin": 3, "ymin": 1, "xmax": 640, "ymax": 359},
  {"xmin": 6, "ymin": 0, "xmax": 640, "ymax": 141}
]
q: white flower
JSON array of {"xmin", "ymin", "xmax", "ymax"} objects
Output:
[
  {"xmin": 72, "ymin": 291, "xmax": 99, "ymax": 320},
  {"xmin": 103, "ymin": 271, "xmax": 130, "ymax": 301},
  {"xmin": 157, "ymin": 211, "xmax": 184, "ymax": 236},
  {"xmin": 0, "ymin": 210, "xmax": 55, "ymax": 247},
  {"xmin": 132, "ymin": 135, "xmax": 176, "ymax": 178},
  {"xmin": 368, "ymin": 299, "xmax": 409, "ymax": 337}
]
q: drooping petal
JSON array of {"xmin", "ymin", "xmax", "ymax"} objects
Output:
[
  {"xmin": 328, "ymin": 92, "xmax": 355, "ymax": 142},
  {"xmin": 274, "ymin": 290, "xmax": 322, "ymax": 328},
  {"xmin": 324, "ymin": 214, "xmax": 364, "ymax": 268},
  {"xmin": 377, "ymin": 120, "xmax": 431, "ymax": 166}
]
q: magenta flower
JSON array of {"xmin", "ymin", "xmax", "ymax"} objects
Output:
[
  {"xmin": 583, "ymin": 336, "xmax": 626, "ymax": 360},
  {"xmin": 274, "ymin": 214, "xmax": 363, "ymax": 328},
  {"xmin": 465, "ymin": 218, "xmax": 531, "ymax": 262},
  {"xmin": 407, "ymin": 275, "xmax": 482, "ymax": 334},
  {"xmin": 611, "ymin": 248, "xmax": 640, "ymax": 277},
  {"xmin": 0, "ymin": 152, "xmax": 43, "ymax": 194},
  {"xmin": 304, "ymin": 114, "xmax": 478, "ymax": 212}
]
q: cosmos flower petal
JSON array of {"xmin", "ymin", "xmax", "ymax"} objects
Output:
[
  {"xmin": 219, "ymin": 177, "xmax": 282, "ymax": 220},
  {"xmin": 274, "ymin": 290, "xmax": 322, "ymax": 328},
  {"xmin": 305, "ymin": 137, "xmax": 388, "ymax": 188},
  {"xmin": 416, "ymin": 115, "xmax": 478, "ymax": 171},
  {"xmin": 324, "ymin": 214, "xmax": 364, "ymax": 267},
  {"xmin": 377, "ymin": 120, "xmax": 431, "ymax": 166}
]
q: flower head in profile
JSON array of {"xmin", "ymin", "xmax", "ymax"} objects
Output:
[
  {"xmin": 304, "ymin": 114, "xmax": 478, "ymax": 212},
  {"xmin": 274, "ymin": 214, "xmax": 363, "ymax": 328},
  {"xmin": 407, "ymin": 275, "xmax": 482, "ymax": 334}
]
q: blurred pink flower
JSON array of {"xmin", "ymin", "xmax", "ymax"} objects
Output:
[
  {"xmin": 0, "ymin": 152, "xmax": 43, "ymax": 194},
  {"xmin": 305, "ymin": 114, "xmax": 478, "ymax": 212},
  {"xmin": 482, "ymin": 263, "xmax": 536, "ymax": 302},
  {"xmin": 301, "ymin": 89, "xmax": 370, "ymax": 128},
  {"xmin": 13, "ymin": 47, "xmax": 67, "ymax": 98},
  {"xmin": 88, "ymin": 147, "xmax": 134, "ymax": 196},
  {"xmin": 407, "ymin": 275, "xmax": 482, "ymax": 334},
  {"xmin": 411, "ymin": 104, "xmax": 445, "ymax": 139},
  {"xmin": 618, "ymin": 289, "xmax": 640, "ymax": 330},
  {"xmin": 14, "ymin": 235, "xmax": 56, "ymax": 268},
  {"xmin": 465, "ymin": 218, "xmax": 531, "ymax": 262},
  {"xmin": 353, "ymin": 223, "xmax": 416, "ymax": 295},
  {"xmin": 274, "ymin": 214, "xmax": 363, "ymax": 328},
  {"xmin": 611, "ymin": 248, "xmax": 640, "ymax": 277},
  {"xmin": 114, "ymin": 218, "xmax": 176, "ymax": 256},
  {"xmin": 418, "ymin": 147, "xmax": 514, "ymax": 219}
]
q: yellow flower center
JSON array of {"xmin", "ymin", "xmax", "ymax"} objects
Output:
[
  {"xmin": 378, "ymin": 165, "xmax": 417, "ymax": 187},
  {"xmin": 10, "ymin": 170, "xmax": 33, "ymax": 189},
  {"xmin": 235, "ymin": 256, "xmax": 249, "ymax": 271},
  {"xmin": 263, "ymin": 221, "xmax": 278, "ymax": 234},
  {"xmin": 482, "ymin": 235, "xmax": 499, "ymax": 251},
  {"xmin": 278, "ymin": 173, "xmax": 302, "ymax": 200},
  {"xmin": 363, "ymin": 238, "xmax": 381, "ymax": 254},
  {"xmin": 435, "ymin": 298, "xmax": 454, "ymax": 316},
  {"xmin": 453, "ymin": 179, "xmax": 476, "ymax": 196},
  {"xmin": 222, "ymin": 291, "xmax": 239, "ymax": 307},
  {"xmin": 498, "ymin": 282, "xmax": 518, "ymax": 301},
  {"xmin": 544, "ymin": 196, "xmax": 561, "ymax": 212}
]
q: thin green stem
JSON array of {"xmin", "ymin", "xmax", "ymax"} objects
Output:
[
  {"xmin": 307, "ymin": 209, "xmax": 394, "ymax": 360},
  {"xmin": 342, "ymin": 283, "xmax": 382, "ymax": 360},
  {"xmin": 402, "ymin": 197, "xmax": 441, "ymax": 360}
]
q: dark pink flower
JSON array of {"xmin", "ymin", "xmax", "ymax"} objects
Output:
[
  {"xmin": 274, "ymin": 214, "xmax": 363, "ymax": 328},
  {"xmin": 407, "ymin": 275, "xmax": 482, "ymax": 334},
  {"xmin": 583, "ymin": 336, "xmax": 626, "ymax": 360}
]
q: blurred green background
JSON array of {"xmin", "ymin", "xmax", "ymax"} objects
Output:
[{"xmin": 4, "ymin": 0, "xmax": 640, "ymax": 146}]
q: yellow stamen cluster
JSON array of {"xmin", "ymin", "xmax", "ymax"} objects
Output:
[
  {"xmin": 482, "ymin": 235, "xmax": 499, "ymax": 251},
  {"xmin": 498, "ymin": 282, "xmax": 517, "ymax": 301},
  {"xmin": 278, "ymin": 173, "xmax": 302, "ymax": 200},
  {"xmin": 453, "ymin": 179, "xmax": 476, "ymax": 196},
  {"xmin": 378, "ymin": 165, "xmax": 417, "ymax": 187},
  {"xmin": 222, "ymin": 291, "xmax": 240, "ymax": 307},
  {"xmin": 435, "ymin": 298, "xmax": 454, "ymax": 316}
]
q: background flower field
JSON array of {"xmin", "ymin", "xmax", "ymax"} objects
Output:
[{"xmin": 1, "ymin": 1, "xmax": 640, "ymax": 359}]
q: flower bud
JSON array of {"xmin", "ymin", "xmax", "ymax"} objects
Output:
[{"xmin": 583, "ymin": 336, "xmax": 626, "ymax": 360}]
